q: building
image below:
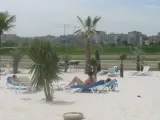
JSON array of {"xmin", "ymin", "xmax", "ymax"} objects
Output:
[
  {"xmin": 1, "ymin": 34, "xmax": 20, "ymax": 43},
  {"xmin": 106, "ymin": 33, "xmax": 118, "ymax": 45},
  {"xmin": 148, "ymin": 32, "xmax": 160, "ymax": 42},
  {"xmin": 128, "ymin": 31, "xmax": 143, "ymax": 45},
  {"xmin": 117, "ymin": 34, "xmax": 128, "ymax": 44},
  {"xmin": 92, "ymin": 31, "xmax": 106, "ymax": 44}
]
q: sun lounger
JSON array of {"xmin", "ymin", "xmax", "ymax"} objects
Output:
[
  {"xmin": 0, "ymin": 68, "xmax": 6, "ymax": 75},
  {"xmin": 129, "ymin": 66, "xmax": 147, "ymax": 76},
  {"xmin": 63, "ymin": 80, "xmax": 105, "ymax": 93},
  {"xmin": 6, "ymin": 76, "xmax": 32, "ymax": 93},
  {"xmin": 107, "ymin": 66, "xmax": 119, "ymax": 77},
  {"xmin": 99, "ymin": 66, "xmax": 119, "ymax": 76},
  {"xmin": 64, "ymin": 79, "xmax": 118, "ymax": 94},
  {"xmin": 98, "ymin": 71, "xmax": 108, "ymax": 76},
  {"xmin": 129, "ymin": 66, "xmax": 150, "ymax": 76},
  {"xmin": 135, "ymin": 66, "xmax": 150, "ymax": 76},
  {"xmin": 98, "ymin": 79, "xmax": 118, "ymax": 93}
]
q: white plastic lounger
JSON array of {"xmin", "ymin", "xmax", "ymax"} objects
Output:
[
  {"xmin": 107, "ymin": 66, "xmax": 119, "ymax": 77},
  {"xmin": 135, "ymin": 66, "xmax": 150, "ymax": 76},
  {"xmin": 129, "ymin": 66, "xmax": 147, "ymax": 76}
]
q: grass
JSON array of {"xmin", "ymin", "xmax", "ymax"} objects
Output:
[
  {"xmin": 1, "ymin": 45, "xmax": 160, "ymax": 55},
  {"xmin": 69, "ymin": 57, "xmax": 160, "ymax": 61}
]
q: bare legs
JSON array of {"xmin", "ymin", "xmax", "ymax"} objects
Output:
[{"xmin": 68, "ymin": 76, "xmax": 84, "ymax": 86}]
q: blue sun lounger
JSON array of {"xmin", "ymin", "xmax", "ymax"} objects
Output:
[
  {"xmin": 71, "ymin": 80, "xmax": 105, "ymax": 93},
  {"xmin": 6, "ymin": 76, "xmax": 30, "ymax": 93},
  {"xmin": 70, "ymin": 79, "xmax": 118, "ymax": 93},
  {"xmin": 98, "ymin": 79, "xmax": 118, "ymax": 93}
]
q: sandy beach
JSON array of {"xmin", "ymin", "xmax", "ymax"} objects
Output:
[{"xmin": 0, "ymin": 70, "xmax": 160, "ymax": 120}]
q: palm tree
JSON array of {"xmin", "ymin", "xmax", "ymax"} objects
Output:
[
  {"xmin": 28, "ymin": 39, "xmax": 60, "ymax": 102},
  {"xmin": 120, "ymin": 53, "xmax": 127, "ymax": 77},
  {"xmin": 75, "ymin": 16, "xmax": 101, "ymax": 73},
  {"xmin": 0, "ymin": 11, "xmax": 16, "ymax": 48},
  {"xmin": 11, "ymin": 48, "xmax": 22, "ymax": 74},
  {"xmin": 133, "ymin": 47, "xmax": 144, "ymax": 71}
]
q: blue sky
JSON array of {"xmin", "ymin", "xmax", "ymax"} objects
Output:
[{"xmin": 0, "ymin": 0, "xmax": 160, "ymax": 36}]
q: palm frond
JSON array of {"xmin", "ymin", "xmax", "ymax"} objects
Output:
[
  {"xmin": 73, "ymin": 29, "xmax": 81, "ymax": 34},
  {"xmin": 85, "ymin": 16, "xmax": 92, "ymax": 28},
  {"xmin": 28, "ymin": 39, "xmax": 60, "ymax": 89},
  {"xmin": 93, "ymin": 16, "xmax": 101, "ymax": 26},
  {"xmin": 0, "ymin": 11, "xmax": 15, "ymax": 33},
  {"xmin": 77, "ymin": 16, "xmax": 86, "ymax": 29}
]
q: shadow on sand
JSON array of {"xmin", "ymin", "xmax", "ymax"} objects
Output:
[
  {"xmin": 40, "ymin": 98, "xmax": 75, "ymax": 105},
  {"xmin": 42, "ymin": 100, "xmax": 75, "ymax": 105}
]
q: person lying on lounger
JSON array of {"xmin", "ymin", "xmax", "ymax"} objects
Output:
[
  {"xmin": 104, "ymin": 78, "xmax": 111, "ymax": 82},
  {"xmin": 68, "ymin": 72, "xmax": 96, "ymax": 86},
  {"xmin": 12, "ymin": 75, "xmax": 20, "ymax": 83}
]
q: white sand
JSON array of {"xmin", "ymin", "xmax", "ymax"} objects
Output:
[{"xmin": 0, "ymin": 71, "xmax": 160, "ymax": 120}]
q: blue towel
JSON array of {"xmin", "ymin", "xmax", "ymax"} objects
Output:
[
  {"xmin": 114, "ymin": 66, "xmax": 119, "ymax": 73},
  {"xmin": 71, "ymin": 80, "xmax": 105, "ymax": 89}
]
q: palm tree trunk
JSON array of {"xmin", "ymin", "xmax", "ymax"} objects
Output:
[
  {"xmin": 13, "ymin": 62, "xmax": 18, "ymax": 74},
  {"xmin": 120, "ymin": 60, "xmax": 123, "ymax": 77},
  {"xmin": 136, "ymin": 55, "xmax": 140, "ymax": 71},
  {"xmin": 0, "ymin": 33, "xmax": 1, "ymax": 77},
  {"xmin": 84, "ymin": 39, "xmax": 92, "ymax": 73},
  {"xmin": 0, "ymin": 33, "xmax": 2, "ymax": 48},
  {"xmin": 44, "ymin": 81, "xmax": 53, "ymax": 102}
]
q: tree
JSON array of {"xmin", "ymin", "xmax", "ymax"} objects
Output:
[
  {"xmin": 62, "ymin": 54, "xmax": 71, "ymax": 72},
  {"xmin": 123, "ymin": 41, "xmax": 129, "ymax": 46},
  {"xmin": 0, "ymin": 11, "xmax": 16, "ymax": 48},
  {"xmin": 95, "ymin": 50, "xmax": 101, "ymax": 73},
  {"xmin": 120, "ymin": 53, "xmax": 127, "ymax": 78},
  {"xmin": 133, "ymin": 46, "xmax": 144, "ymax": 71},
  {"xmin": 11, "ymin": 48, "xmax": 22, "ymax": 74},
  {"xmin": 75, "ymin": 16, "xmax": 101, "ymax": 74},
  {"xmin": 2, "ymin": 40, "xmax": 18, "ymax": 47},
  {"xmin": 28, "ymin": 39, "xmax": 60, "ymax": 102},
  {"xmin": 87, "ymin": 50, "xmax": 101, "ymax": 81}
]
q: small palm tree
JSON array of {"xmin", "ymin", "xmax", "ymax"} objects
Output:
[
  {"xmin": 0, "ymin": 11, "xmax": 16, "ymax": 48},
  {"xmin": 28, "ymin": 39, "xmax": 60, "ymax": 102},
  {"xmin": 133, "ymin": 47, "xmax": 144, "ymax": 71},
  {"xmin": 87, "ymin": 50, "xmax": 101, "ymax": 82},
  {"xmin": 63, "ymin": 54, "xmax": 71, "ymax": 72},
  {"xmin": 75, "ymin": 16, "xmax": 101, "ymax": 73},
  {"xmin": 120, "ymin": 53, "xmax": 127, "ymax": 77},
  {"xmin": 95, "ymin": 50, "xmax": 101, "ymax": 73},
  {"xmin": 140, "ymin": 56, "xmax": 146, "ymax": 71},
  {"xmin": 11, "ymin": 48, "xmax": 22, "ymax": 74}
]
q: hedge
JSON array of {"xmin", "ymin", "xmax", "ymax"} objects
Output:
[{"xmin": 0, "ymin": 46, "xmax": 160, "ymax": 55}]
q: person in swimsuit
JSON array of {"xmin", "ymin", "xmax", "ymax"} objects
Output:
[
  {"xmin": 12, "ymin": 75, "xmax": 20, "ymax": 83},
  {"xmin": 68, "ymin": 72, "xmax": 95, "ymax": 86}
]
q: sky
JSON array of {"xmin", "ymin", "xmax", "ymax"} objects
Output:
[{"xmin": 0, "ymin": 0, "xmax": 160, "ymax": 36}]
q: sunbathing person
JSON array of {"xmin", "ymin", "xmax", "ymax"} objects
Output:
[
  {"xmin": 104, "ymin": 78, "xmax": 111, "ymax": 82},
  {"xmin": 12, "ymin": 75, "xmax": 20, "ymax": 83},
  {"xmin": 103, "ymin": 78, "xmax": 118, "ymax": 90},
  {"xmin": 68, "ymin": 72, "xmax": 95, "ymax": 86}
]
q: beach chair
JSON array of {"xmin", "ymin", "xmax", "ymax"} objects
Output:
[
  {"xmin": 107, "ymin": 66, "xmax": 119, "ymax": 77},
  {"xmin": 129, "ymin": 66, "xmax": 147, "ymax": 76},
  {"xmin": 0, "ymin": 68, "xmax": 6, "ymax": 75},
  {"xmin": 98, "ymin": 70, "xmax": 108, "ymax": 76},
  {"xmin": 129, "ymin": 66, "xmax": 150, "ymax": 76},
  {"xmin": 63, "ymin": 80, "xmax": 105, "ymax": 94},
  {"xmin": 97, "ymin": 79, "xmax": 118, "ymax": 93},
  {"xmin": 135, "ymin": 66, "xmax": 150, "ymax": 76},
  {"xmin": 6, "ymin": 76, "xmax": 32, "ymax": 93}
]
